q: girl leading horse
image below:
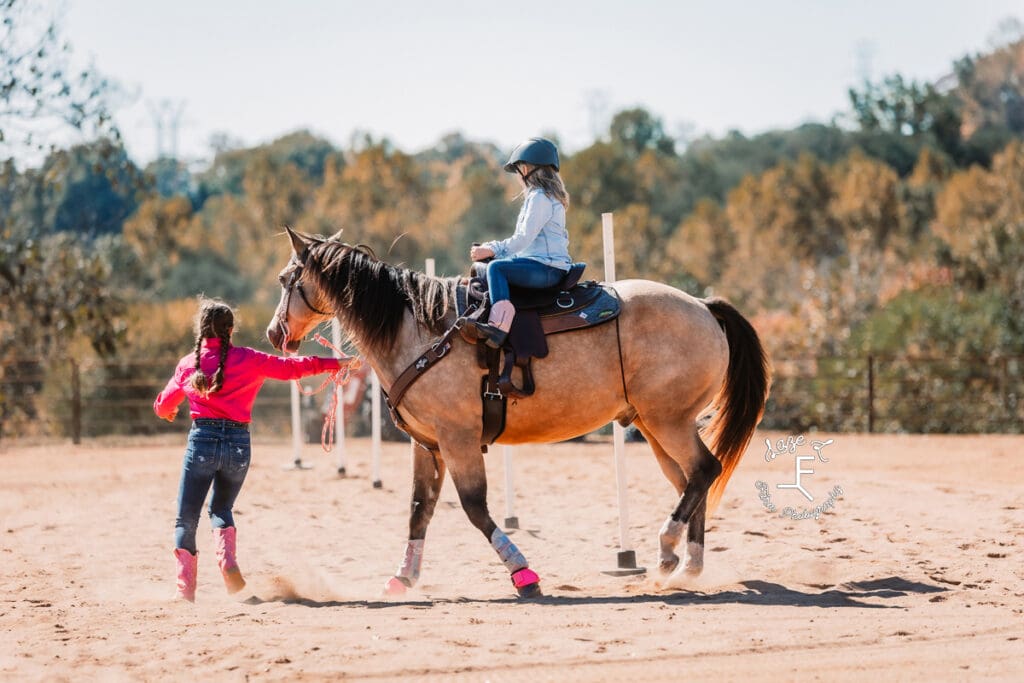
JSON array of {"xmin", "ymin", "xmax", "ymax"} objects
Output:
[{"xmin": 267, "ymin": 227, "xmax": 770, "ymax": 598}]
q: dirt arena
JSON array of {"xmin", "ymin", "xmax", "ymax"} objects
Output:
[{"xmin": 1, "ymin": 431, "xmax": 1022, "ymax": 681}]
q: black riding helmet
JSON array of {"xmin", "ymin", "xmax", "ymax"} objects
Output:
[{"xmin": 504, "ymin": 137, "xmax": 559, "ymax": 173}]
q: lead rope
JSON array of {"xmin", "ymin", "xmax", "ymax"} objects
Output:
[{"xmin": 292, "ymin": 332, "xmax": 362, "ymax": 452}]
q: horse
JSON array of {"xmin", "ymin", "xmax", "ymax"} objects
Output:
[{"xmin": 267, "ymin": 226, "xmax": 770, "ymax": 598}]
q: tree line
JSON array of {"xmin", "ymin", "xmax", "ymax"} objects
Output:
[{"xmin": 2, "ymin": 3, "xmax": 1023, "ymax": 435}]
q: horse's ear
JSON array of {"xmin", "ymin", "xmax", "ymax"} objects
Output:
[
  {"xmin": 284, "ymin": 225, "xmax": 309, "ymax": 258},
  {"xmin": 329, "ymin": 228, "xmax": 345, "ymax": 242}
]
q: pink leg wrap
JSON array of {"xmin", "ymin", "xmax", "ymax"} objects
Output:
[
  {"xmin": 383, "ymin": 576, "xmax": 409, "ymax": 596},
  {"xmin": 511, "ymin": 567, "xmax": 540, "ymax": 588}
]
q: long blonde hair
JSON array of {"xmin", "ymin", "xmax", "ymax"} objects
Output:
[{"xmin": 519, "ymin": 164, "xmax": 570, "ymax": 209}]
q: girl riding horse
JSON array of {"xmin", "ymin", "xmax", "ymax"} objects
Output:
[{"xmin": 468, "ymin": 137, "xmax": 573, "ymax": 348}]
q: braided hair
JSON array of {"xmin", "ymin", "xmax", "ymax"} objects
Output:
[{"xmin": 188, "ymin": 297, "xmax": 234, "ymax": 396}]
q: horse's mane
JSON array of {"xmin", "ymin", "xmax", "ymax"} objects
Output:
[{"xmin": 302, "ymin": 235, "xmax": 455, "ymax": 356}]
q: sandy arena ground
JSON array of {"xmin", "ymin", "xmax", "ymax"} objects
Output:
[{"xmin": 1, "ymin": 431, "xmax": 1022, "ymax": 681}]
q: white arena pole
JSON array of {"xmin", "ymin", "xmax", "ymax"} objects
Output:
[
  {"xmin": 285, "ymin": 381, "xmax": 311, "ymax": 470},
  {"xmin": 503, "ymin": 445, "xmax": 519, "ymax": 529},
  {"xmin": 602, "ymin": 212, "xmax": 644, "ymax": 575},
  {"xmin": 332, "ymin": 319, "xmax": 347, "ymax": 476},
  {"xmin": 370, "ymin": 369, "xmax": 383, "ymax": 488}
]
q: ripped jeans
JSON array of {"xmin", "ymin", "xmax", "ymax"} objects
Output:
[{"xmin": 174, "ymin": 422, "xmax": 251, "ymax": 553}]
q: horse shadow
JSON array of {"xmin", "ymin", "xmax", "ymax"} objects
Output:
[{"xmin": 243, "ymin": 575, "xmax": 945, "ymax": 610}]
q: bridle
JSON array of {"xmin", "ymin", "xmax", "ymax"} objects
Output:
[{"xmin": 276, "ymin": 249, "xmax": 332, "ymax": 345}]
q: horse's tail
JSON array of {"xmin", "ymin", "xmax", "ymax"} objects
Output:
[{"xmin": 701, "ymin": 297, "xmax": 771, "ymax": 513}]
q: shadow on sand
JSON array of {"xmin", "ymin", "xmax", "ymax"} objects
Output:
[{"xmin": 243, "ymin": 575, "xmax": 946, "ymax": 610}]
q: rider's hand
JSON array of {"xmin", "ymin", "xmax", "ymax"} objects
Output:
[
  {"xmin": 470, "ymin": 245, "xmax": 494, "ymax": 261},
  {"xmin": 163, "ymin": 408, "xmax": 178, "ymax": 423}
]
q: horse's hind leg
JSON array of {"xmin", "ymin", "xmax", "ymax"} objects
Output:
[
  {"xmin": 442, "ymin": 436, "xmax": 542, "ymax": 598},
  {"xmin": 384, "ymin": 443, "xmax": 446, "ymax": 596},
  {"xmin": 635, "ymin": 419, "xmax": 688, "ymax": 574},
  {"xmin": 683, "ymin": 490, "xmax": 708, "ymax": 576},
  {"xmin": 636, "ymin": 418, "xmax": 720, "ymax": 576}
]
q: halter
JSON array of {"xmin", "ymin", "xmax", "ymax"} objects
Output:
[{"xmin": 276, "ymin": 249, "xmax": 332, "ymax": 345}]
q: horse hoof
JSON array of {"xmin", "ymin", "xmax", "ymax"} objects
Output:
[
  {"xmin": 683, "ymin": 561, "xmax": 704, "ymax": 577},
  {"xmin": 659, "ymin": 557, "xmax": 680, "ymax": 575},
  {"xmin": 516, "ymin": 582, "xmax": 543, "ymax": 599},
  {"xmin": 383, "ymin": 576, "xmax": 409, "ymax": 596}
]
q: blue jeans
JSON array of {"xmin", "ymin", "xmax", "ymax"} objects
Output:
[
  {"xmin": 486, "ymin": 257, "xmax": 567, "ymax": 303},
  {"xmin": 174, "ymin": 423, "xmax": 251, "ymax": 553}
]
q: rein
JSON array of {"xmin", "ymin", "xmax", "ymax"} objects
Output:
[
  {"xmin": 380, "ymin": 316, "xmax": 469, "ymax": 450},
  {"xmin": 292, "ymin": 332, "xmax": 362, "ymax": 452},
  {"xmin": 279, "ymin": 249, "xmax": 360, "ymax": 451}
]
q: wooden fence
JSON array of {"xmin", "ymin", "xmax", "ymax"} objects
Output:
[{"xmin": 1, "ymin": 354, "xmax": 1021, "ymax": 442}]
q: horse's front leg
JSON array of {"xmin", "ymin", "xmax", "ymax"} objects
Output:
[
  {"xmin": 384, "ymin": 443, "xmax": 446, "ymax": 596},
  {"xmin": 444, "ymin": 436, "xmax": 542, "ymax": 598}
]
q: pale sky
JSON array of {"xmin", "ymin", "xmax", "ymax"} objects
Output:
[{"xmin": 52, "ymin": 0, "xmax": 1023, "ymax": 165}]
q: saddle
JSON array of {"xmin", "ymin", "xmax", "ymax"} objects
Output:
[{"xmin": 457, "ymin": 261, "xmax": 621, "ymax": 448}]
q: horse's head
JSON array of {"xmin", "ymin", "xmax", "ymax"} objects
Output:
[{"xmin": 266, "ymin": 226, "xmax": 335, "ymax": 354}]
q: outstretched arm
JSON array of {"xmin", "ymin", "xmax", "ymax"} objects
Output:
[{"xmin": 256, "ymin": 352, "xmax": 345, "ymax": 381}]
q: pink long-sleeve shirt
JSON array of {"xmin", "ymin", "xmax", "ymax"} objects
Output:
[{"xmin": 153, "ymin": 338, "xmax": 342, "ymax": 423}]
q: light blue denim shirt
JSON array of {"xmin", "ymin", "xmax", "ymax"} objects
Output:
[{"xmin": 485, "ymin": 188, "xmax": 571, "ymax": 270}]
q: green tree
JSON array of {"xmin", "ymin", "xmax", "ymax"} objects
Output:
[
  {"xmin": 0, "ymin": 232, "xmax": 126, "ymax": 437},
  {"xmin": 39, "ymin": 139, "xmax": 146, "ymax": 237},
  {"xmin": 1, "ymin": 0, "xmax": 118, "ymax": 155},
  {"xmin": 193, "ymin": 130, "xmax": 338, "ymax": 207},
  {"xmin": 608, "ymin": 108, "xmax": 676, "ymax": 157},
  {"xmin": 932, "ymin": 140, "xmax": 1024, "ymax": 344}
]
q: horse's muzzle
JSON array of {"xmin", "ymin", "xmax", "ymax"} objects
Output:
[{"xmin": 266, "ymin": 321, "xmax": 300, "ymax": 354}]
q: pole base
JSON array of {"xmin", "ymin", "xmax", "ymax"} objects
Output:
[
  {"xmin": 504, "ymin": 516, "xmax": 519, "ymax": 529},
  {"xmin": 602, "ymin": 550, "xmax": 647, "ymax": 577},
  {"xmin": 282, "ymin": 460, "xmax": 314, "ymax": 471},
  {"xmin": 372, "ymin": 480, "xmax": 383, "ymax": 489},
  {"xmin": 337, "ymin": 466, "xmax": 347, "ymax": 477}
]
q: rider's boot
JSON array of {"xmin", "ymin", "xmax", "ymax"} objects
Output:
[{"xmin": 473, "ymin": 300, "xmax": 515, "ymax": 349}]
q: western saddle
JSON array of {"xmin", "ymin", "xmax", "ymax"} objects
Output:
[
  {"xmin": 381, "ymin": 261, "xmax": 622, "ymax": 452},
  {"xmin": 458, "ymin": 261, "xmax": 621, "ymax": 448}
]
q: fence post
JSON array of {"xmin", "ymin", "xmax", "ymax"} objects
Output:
[
  {"xmin": 1000, "ymin": 357, "xmax": 1009, "ymax": 417},
  {"xmin": 866, "ymin": 355, "xmax": 875, "ymax": 434},
  {"xmin": 70, "ymin": 358, "xmax": 81, "ymax": 445}
]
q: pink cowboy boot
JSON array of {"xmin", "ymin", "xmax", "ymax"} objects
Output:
[
  {"xmin": 173, "ymin": 548, "xmax": 197, "ymax": 602},
  {"xmin": 473, "ymin": 300, "xmax": 516, "ymax": 349},
  {"xmin": 212, "ymin": 527, "xmax": 246, "ymax": 594}
]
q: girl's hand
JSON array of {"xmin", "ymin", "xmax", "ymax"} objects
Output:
[
  {"xmin": 470, "ymin": 245, "xmax": 494, "ymax": 261},
  {"xmin": 163, "ymin": 408, "xmax": 178, "ymax": 423}
]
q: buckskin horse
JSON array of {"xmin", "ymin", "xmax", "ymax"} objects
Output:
[{"xmin": 266, "ymin": 227, "xmax": 770, "ymax": 598}]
